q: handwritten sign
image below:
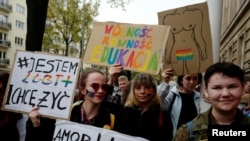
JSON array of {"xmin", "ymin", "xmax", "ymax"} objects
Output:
[
  {"xmin": 53, "ymin": 120, "xmax": 149, "ymax": 141},
  {"xmin": 158, "ymin": 2, "xmax": 213, "ymax": 75},
  {"xmin": 83, "ymin": 22, "xmax": 170, "ymax": 75},
  {"xmin": 2, "ymin": 50, "xmax": 80, "ymax": 120}
]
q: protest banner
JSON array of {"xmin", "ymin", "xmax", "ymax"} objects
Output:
[
  {"xmin": 83, "ymin": 22, "xmax": 171, "ymax": 75},
  {"xmin": 158, "ymin": 2, "xmax": 213, "ymax": 75},
  {"xmin": 53, "ymin": 120, "xmax": 149, "ymax": 141},
  {"xmin": 1, "ymin": 50, "xmax": 80, "ymax": 120}
]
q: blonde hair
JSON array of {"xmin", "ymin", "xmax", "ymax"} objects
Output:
[{"xmin": 124, "ymin": 73, "xmax": 162, "ymax": 108}]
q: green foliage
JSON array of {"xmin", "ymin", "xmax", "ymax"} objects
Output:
[
  {"xmin": 42, "ymin": 0, "xmax": 131, "ymax": 57},
  {"xmin": 43, "ymin": 0, "xmax": 100, "ymax": 56}
]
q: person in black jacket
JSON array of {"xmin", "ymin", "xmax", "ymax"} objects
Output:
[
  {"xmin": 109, "ymin": 72, "xmax": 173, "ymax": 141},
  {"xmin": 0, "ymin": 70, "xmax": 23, "ymax": 141},
  {"xmin": 25, "ymin": 69, "xmax": 115, "ymax": 141}
]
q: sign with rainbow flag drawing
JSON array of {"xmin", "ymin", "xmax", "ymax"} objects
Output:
[
  {"xmin": 2, "ymin": 50, "xmax": 80, "ymax": 120},
  {"xmin": 158, "ymin": 2, "xmax": 213, "ymax": 75},
  {"xmin": 83, "ymin": 22, "xmax": 171, "ymax": 75}
]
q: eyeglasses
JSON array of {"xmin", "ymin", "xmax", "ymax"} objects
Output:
[{"xmin": 90, "ymin": 83, "xmax": 109, "ymax": 92}]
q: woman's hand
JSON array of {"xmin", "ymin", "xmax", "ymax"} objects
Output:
[
  {"xmin": 107, "ymin": 64, "xmax": 123, "ymax": 85},
  {"xmin": 161, "ymin": 68, "xmax": 174, "ymax": 79},
  {"xmin": 29, "ymin": 106, "xmax": 41, "ymax": 127}
]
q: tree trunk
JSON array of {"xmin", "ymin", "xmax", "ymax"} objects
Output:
[{"xmin": 26, "ymin": 0, "xmax": 49, "ymax": 51}]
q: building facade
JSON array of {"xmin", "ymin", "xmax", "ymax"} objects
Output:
[
  {"xmin": 0, "ymin": 0, "xmax": 26, "ymax": 71},
  {"xmin": 220, "ymin": 0, "xmax": 250, "ymax": 76}
]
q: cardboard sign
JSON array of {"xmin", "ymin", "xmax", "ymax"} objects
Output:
[
  {"xmin": 158, "ymin": 2, "xmax": 213, "ymax": 75},
  {"xmin": 83, "ymin": 22, "xmax": 170, "ymax": 75},
  {"xmin": 53, "ymin": 120, "xmax": 149, "ymax": 141},
  {"xmin": 2, "ymin": 50, "xmax": 80, "ymax": 120}
]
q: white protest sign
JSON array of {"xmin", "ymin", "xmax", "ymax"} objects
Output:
[
  {"xmin": 53, "ymin": 120, "xmax": 149, "ymax": 141},
  {"xmin": 2, "ymin": 50, "xmax": 80, "ymax": 120}
]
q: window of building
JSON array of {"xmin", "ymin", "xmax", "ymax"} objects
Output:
[
  {"xmin": 0, "ymin": 32, "xmax": 7, "ymax": 40},
  {"xmin": 239, "ymin": 34, "xmax": 245, "ymax": 68},
  {"xmin": 0, "ymin": 14, "xmax": 7, "ymax": 22},
  {"xmin": 228, "ymin": 46, "xmax": 232, "ymax": 62},
  {"xmin": 16, "ymin": 4, "xmax": 25, "ymax": 14},
  {"xmin": 0, "ymin": 0, "xmax": 8, "ymax": 4},
  {"xmin": 0, "ymin": 51, "xmax": 6, "ymax": 58},
  {"xmin": 15, "ymin": 37, "xmax": 23, "ymax": 46},
  {"xmin": 16, "ymin": 20, "xmax": 24, "ymax": 29}
]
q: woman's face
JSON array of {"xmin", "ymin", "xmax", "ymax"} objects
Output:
[
  {"xmin": 134, "ymin": 85, "xmax": 154, "ymax": 104},
  {"xmin": 205, "ymin": 73, "xmax": 244, "ymax": 113},
  {"xmin": 81, "ymin": 72, "xmax": 108, "ymax": 104},
  {"xmin": 181, "ymin": 74, "xmax": 198, "ymax": 93}
]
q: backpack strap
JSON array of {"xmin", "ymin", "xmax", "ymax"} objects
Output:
[
  {"xmin": 110, "ymin": 113, "xmax": 115, "ymax": 130},
  {"xmin": 186, "ymin": 121, "xmax": 195, "ymax": 141},
  {"xmin": 168, "ymin": 94, "xmax": 176, "ymax": 113}
]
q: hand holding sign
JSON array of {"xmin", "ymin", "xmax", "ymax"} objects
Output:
[{"xmin": 28, "ymin": 106, "xmax": 41, "ymax": 127}]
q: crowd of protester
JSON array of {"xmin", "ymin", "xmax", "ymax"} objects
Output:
[{"xmin": 1, "ymin": 61, "xmax": 250, "ymax": 141}]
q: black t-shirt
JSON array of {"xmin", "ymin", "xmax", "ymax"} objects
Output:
[{"xmin": 177, "ymin": 92, "xmax": 197, "ymax": 128}]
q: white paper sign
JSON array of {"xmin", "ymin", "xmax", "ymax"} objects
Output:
[
  {"xmin": 53, "ymin": 120, "xmax": 149, "ymax": 141},
  {"xmin": 2, "ymin": 50, "xmax": 80, "ymax": 120}
]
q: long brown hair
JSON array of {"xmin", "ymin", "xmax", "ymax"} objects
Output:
[{"xmin": 125, "ymin": 73, "xmax": 162, "ymax": 108}]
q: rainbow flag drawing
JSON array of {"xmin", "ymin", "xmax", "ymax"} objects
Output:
[{"xmin": 176, "ymin": 48, "xmax": 193, "ymax": 61}]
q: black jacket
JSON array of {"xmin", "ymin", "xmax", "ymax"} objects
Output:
[
  {"xmin": 25, "ymin": 101, "xmax": 113, "ymax": 141},
  {"xmin": 105, "ymin": 102, "xmax": 173, "ymax": 141},
  {"xmin": 0, "ymin": 110, "xmax": 23, "ymax": 141}
]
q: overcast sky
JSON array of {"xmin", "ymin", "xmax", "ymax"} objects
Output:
[{"xmin": 95, "ymin": 0, "xmax": 205, "ymax": 25}]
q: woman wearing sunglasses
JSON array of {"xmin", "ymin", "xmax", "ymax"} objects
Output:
[{"xmin": 25, "ymin": 69, "xmax": 115, "ymax": 141}]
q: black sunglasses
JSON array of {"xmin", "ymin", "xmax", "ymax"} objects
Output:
[{"xmin": 90, "ymin": 83, "xmax": 109, "ymax": 92}]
